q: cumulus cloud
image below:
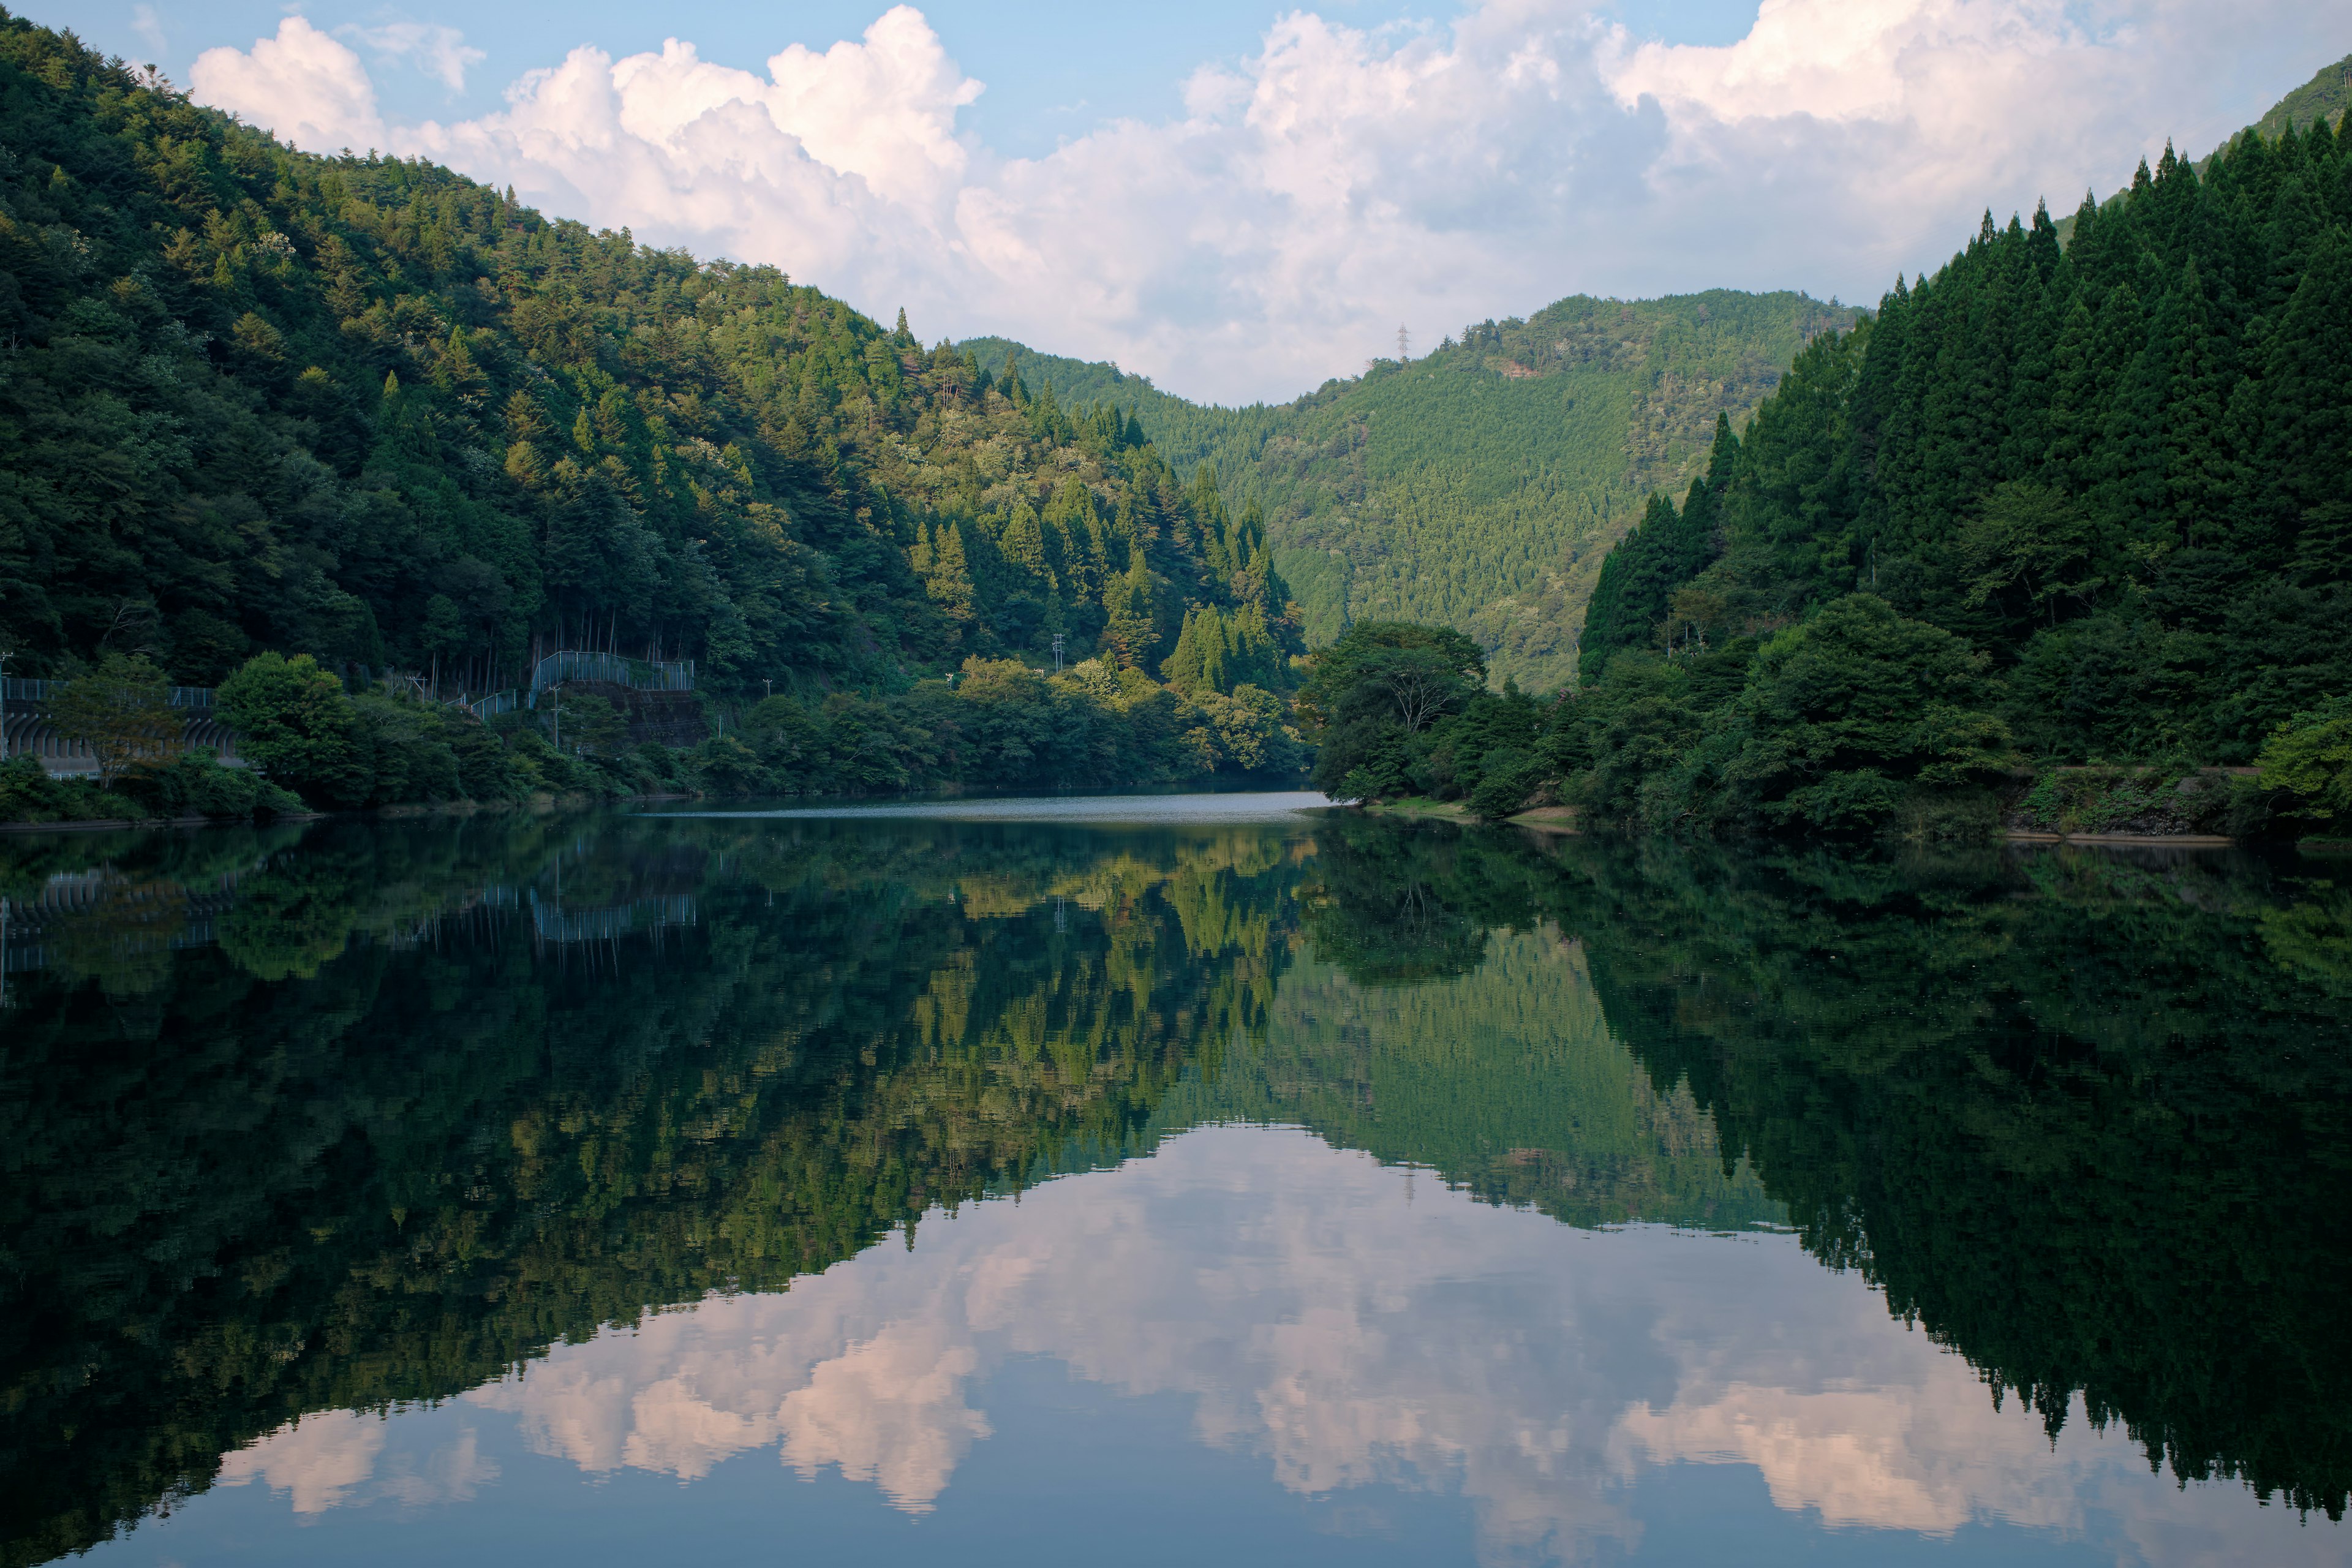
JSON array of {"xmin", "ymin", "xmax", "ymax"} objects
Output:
[
  {"xmin": 187, "ymin": 2, "xmax": 2352, "ymax": 401},
  {"xmin": 217, "ymin": 1409, "xmax": 386, "ymax": 1513},
  {"xmin": 440, "ymin": 1123, "xmax": 2330, "ymax": 1563},
  {"xmin": 191, "ymin": 17, "xmax": 386, "ymax": 156}
]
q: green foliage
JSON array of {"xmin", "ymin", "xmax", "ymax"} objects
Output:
[
  {"xmin": 1580, "ymin": 417, "xmax": 1739, "ymax": 683},
  {"xmin": 2012, "ymin": 764, "xmax": 2267, "ymax": 836},
  {"xmin": 1299, "ymin": 620, "xmax": 1489, "ymax": 799},
  {"xmin": 116, "ymin": 751, "xmax": 305, "ymax": 821},
  {"xmin": 1707, "ymin": 594, "xmax": 2020, "ymax": 833},
  {"xmin": 47, "ymin": 654, "xmax": 178, "ymax": 788},
  {"xmin": 1188, "ymin": 685, "xmax": 1303, "ymax": 774},
  {"xmin": 1292, "ymin": 619, "xmax": 1552, "ymax": 813},
  {"xmin": 1161, "ymin": 601, "xmax": 1284, "ymax": 694},
  {"xmin": 0, "ymin": 753, "xmax": 123, "ymax": 822},
  {"xmin": 2258, "ymin": 696, "xmax": 2352, "ymax": 822},
  {"xmin": 217, "ymin": 652, "xmax": 363, "ymax": 805},
  {"xmin": 1553, "ymin": 104, "xmax": 2352, "ymax": 834},
  {"xmin": 966, "ymin": 290, "xmax": 1859, "ymax": 689},
  {"xmin": 0, "ymin": 17, "xmax": 1298, "ymax": 720},
  {"xmin": 714, "ymin": 655, "xmax": 1305, "ymax": 796},
  {"xmin": 556, "ymin": 692, "xmax": 628, "ymax": 756}
]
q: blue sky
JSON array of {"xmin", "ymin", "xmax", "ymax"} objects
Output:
[
  {"xmin": 72, "ymin": 1, "xmax": 1770, "ymax": 157},
  {"xmin": 48, "ymin": 1, "xmax": 2352, "ymax": 402}
]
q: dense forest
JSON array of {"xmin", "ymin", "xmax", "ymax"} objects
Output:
[
  {"xmin": 1305, "ymin": 85, "xmax": 2352, "ymax": 838},
  {"xmin": 0, "ymin": 13, "xmax": 1308, "ymax": 810},
  {"xmin": 966, "ymin": 289, "xmax": 1856, "ymax": 689}
]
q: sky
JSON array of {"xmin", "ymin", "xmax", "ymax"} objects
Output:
[{"xmin": 56, "ymin": 1, "xmax": 2352, "ymax": 404}]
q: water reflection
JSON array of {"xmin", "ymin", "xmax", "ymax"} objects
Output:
[{"xmin": 1, "ymin": 804, "xmax": 2346, "ymax": 1566}]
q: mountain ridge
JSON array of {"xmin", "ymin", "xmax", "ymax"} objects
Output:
[{"xmin": 963, "ymin": 287, "xmax": 1856, "ymax": 688}]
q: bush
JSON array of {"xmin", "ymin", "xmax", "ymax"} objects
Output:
[
  {"xmin": 1712, "ymin": 595, "xmax": 2020, "ymax": 834},
  {"xmin": 349, "ymin": 692, "xmax": 462, "ymax": 804},
  {"xmin": 1468, "ymin": 756, "xmax": 1547, "ymax": 821},
  {"xmin": 2258, "ymin": 697, "xmax": 2352, "ymax": 824},
  {"xmin": 119, "ymin": 753, "xmax": 305, "ymax": 820},
  {"xmin": 2014, "ymin": 765, "xmax": 2271, "ymax": 837},
  {"xmin": 0, "ymin": 755, "xmax": 123, "ymax": 821},
  {"xmin": 219, "ymin": 653, "xmax": 365, "ymax": 807}
]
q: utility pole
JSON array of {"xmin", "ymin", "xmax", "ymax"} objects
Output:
[
  {"xmin": 1397, "ymin": 325, "xmax": 1411, "ymax": 362},
  {"xmin": 0, "ymin": 648, "xmax": 10, "ymax": 761}
]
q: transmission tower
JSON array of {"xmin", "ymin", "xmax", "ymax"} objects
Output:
[
  {"xmin": 1397, "ymin": 324, "xmax": 1411, "ymax": 361},
  {"xmin": 1052, "ymin": 632, "xmax": 1065, "ymax": 673}
]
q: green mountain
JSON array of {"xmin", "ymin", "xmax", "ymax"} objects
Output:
[
  {"xmin": 2248, "ymin": 50, "xmax": 2352, "ymax": 143},
  {"xmin": 963, "ymin": 289, "xmax": 1857, "ymax": 690},
  {"xmin": 0, "ymin": 14, "xmax": 1292, "ymax": 704},
  {"xmin": 1561, "ymin": 117, "xmax": 2352, "ymax": 832},
  {"xmin": 1295, "ymin": 67, "xmax": 2352, "ymax": 835}
]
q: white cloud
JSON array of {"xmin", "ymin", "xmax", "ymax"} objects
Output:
[
  {"xmin": 190, "ymin": 17, "xmax": 386, "ymax": 155},
  {"xmin": 343, "ymin": 22, "xmax": 488, "ymax": 93},
  {"xmin": 186, "ymin": 2, "xmax": 2352, "ymax": 401},
  {"xmin": 438, "ymin": 1124, "xmax": 2329, "ymax": 1564},
  {"xmin": 219, "ymin": 1409, "xmax": 499, "ymax": 1513},
  {"xmin": 218, "ymin": 1409, "xmax": 386, "ymax": 1514}
]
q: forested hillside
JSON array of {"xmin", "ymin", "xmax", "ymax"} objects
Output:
[
  {"xmin": 0, "ymin": 15, "xmax": 1290, "ymax": 705},
  {"xmin": 1569, "ymin": 119, "xmax": 2352, "ymax": 810},
  {"xmin": 965, "ymin": 289, "xmax": 1856, "ymax": 689},
  {"xmin": 1302, "ymin": 94, "xmax": 2352, "ymax": 838},
  {"xmin": 2248, "ymin": 51, "xmax": 2351, "ymax": 143}
]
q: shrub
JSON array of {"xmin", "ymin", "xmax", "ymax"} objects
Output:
[
  {"xmin": 2258, "ymin": 697, "xmax": 2352, "ymax": 824},
  {"xmin": 119, "ymin": 753, "xmax": 305, "ymax": 820},
  {"xmin": 0, "ymin": 755, "xmax": 121, "ymax": 821},
  {"xmin": 219, "ymin": 654, "xmax": 364, "ymax": 807}
]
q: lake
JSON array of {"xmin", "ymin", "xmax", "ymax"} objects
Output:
[{"xmin": 3, "ymin": 795, "xmax": 2347, "ymax": 1566}]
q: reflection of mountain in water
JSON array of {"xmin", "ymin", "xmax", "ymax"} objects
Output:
[
  {"xmin": 1158, "ymin": 930, "xmax": 1781, "ymax": 1232},
  {"xmin": 1, "ymin": 813, "xmax": 2347, "ymax": 1564}
]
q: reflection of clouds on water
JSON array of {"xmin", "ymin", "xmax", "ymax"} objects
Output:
[
  {"xmin": 218, "ymin": 1411, "xmax": 383, "ymax": 1514},
  {"xmin": 218, "ymin": 1410, "xmax": 496, "ymax": 1515},
  {"xmin": 454, "ymin": 1127, "xmax": 2337, "ymax": 1562},
  {"xmin": 1615, "ymin": 1380, "xmax": 2086, "ymax": 1535},
  {"xmin": 232, "ymin": 1126, "xmax": 2339, "ymax": 1564}
]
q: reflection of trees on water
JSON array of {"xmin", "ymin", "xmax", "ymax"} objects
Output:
[
  {"xmin": 1499, "ymin": 836, "xmax": 2352, "ymax": 1520},
  {"xmin": 0, "ymin": 813, "xmax": 1303, "ymax": 1567},
  {"xmin": 1298, "ymin": 818, "xmax": 1491, "ymax": 984},
  {"xmin": 2, "ymin": 815, "xmax": 2348, "ymax": 1563}
]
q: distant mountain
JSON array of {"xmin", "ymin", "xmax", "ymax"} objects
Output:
[
  {"xmin": 2248, "ymin": 50, "xmax": 2352, "ymax": 142},
  {"xmin": 965, "ymin": 289, "xmax": 1856, "ymax": 690}
]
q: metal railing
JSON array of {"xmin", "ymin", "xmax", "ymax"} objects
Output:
[
  {"xmin": 528, "ymin": 651, "xmax": 695, "ymax": 695},
  {"xmin": 1, "ymin": 679, "xmax": 238, "ymax": 771},
  {"xmin": 3, "ymin": 677, "xmax": 216, "ymax": 707},
  {"xmin": 468, "ymin": 690, "xmax": 521, "ymax": 721}
]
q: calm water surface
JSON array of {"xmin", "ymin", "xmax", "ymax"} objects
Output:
[{"xmin": 3, "ymin": 796, "xmax": 2347, "ymax": 1566}]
